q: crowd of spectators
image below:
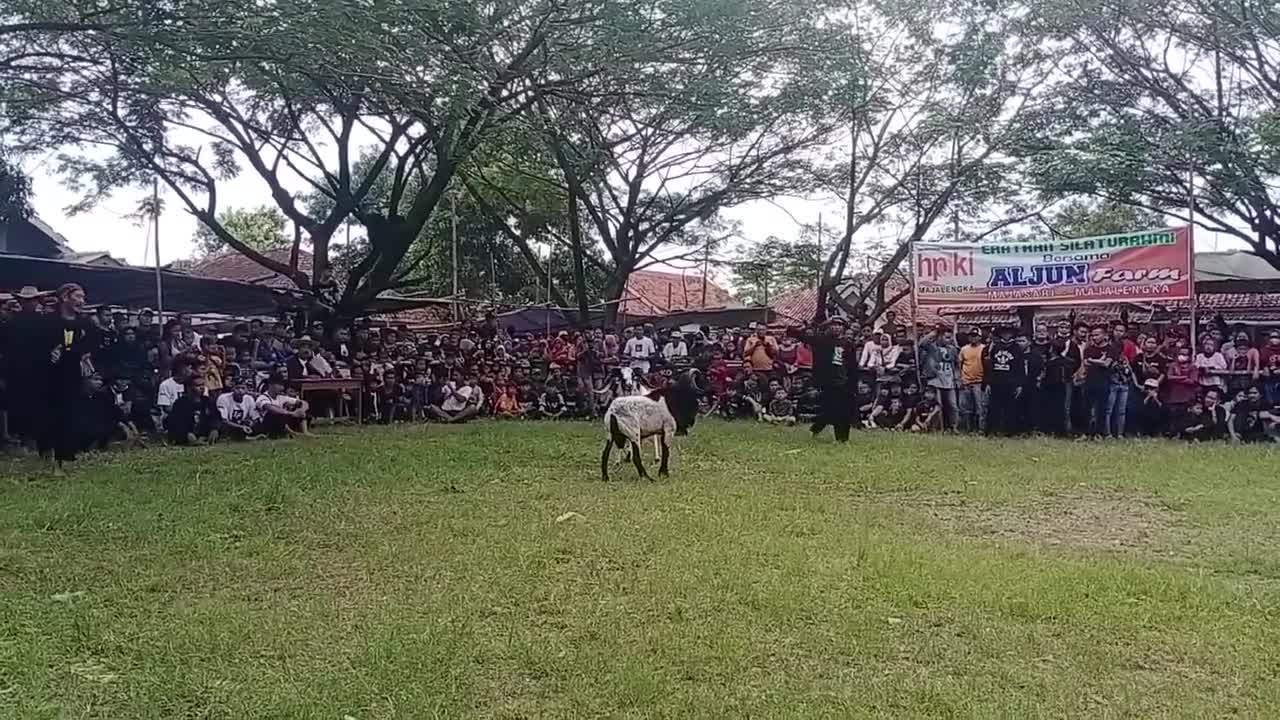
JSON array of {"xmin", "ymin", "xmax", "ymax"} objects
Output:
[{"xmin": 4, "ymin": 284, "xmax": 1280, "ymax": 473}]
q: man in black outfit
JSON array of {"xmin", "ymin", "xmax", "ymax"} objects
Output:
[
  {"xmin": 166, "ymin": 375, "xmax": 221, "ymax": 445},
  {"xmin": 984, "ymin": 325, "xmax": 1026, "ymax": 436},
  {"xmin": 789, "ymin": 314, "xmax": 857, "ymax": 442},
  {"xmin": 38, "ymin": 283, "xmax": 97, "ymax": 474}
]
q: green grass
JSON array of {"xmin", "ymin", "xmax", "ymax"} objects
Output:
[{"xmin": 3, "ymin": 421, "xmax": 1280, "ymax": 719}]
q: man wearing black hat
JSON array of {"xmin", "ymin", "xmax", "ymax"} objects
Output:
[
  {"xmin": 789, "ymin": 312, "xmax": 858, "ymax": 442},
  {"xmin": 37, "ymin": 284, "xmax": 98, "ymax": 473},
  {"xmin": 983, "ymin": 325, "xmax": 1026, "ymax": 436}
]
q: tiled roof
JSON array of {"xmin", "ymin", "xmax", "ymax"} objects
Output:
[
  {"xmin": 936, "ymin": 294, "xmax": 1280, "ymax": 327},
  {"xmin": 620, "ymin": 270, "xmax": 736, "ymax": 318},
  {"xmin": 187, "ymin": 248, "xmax": 312, "ymax": 289},
  {"xmin": 770, "ymin": 279, "xmax": 934, "ymax": 326},
  {"xmin": 367, "ymin": 305, "xmax": 455, "ymax": 328}
]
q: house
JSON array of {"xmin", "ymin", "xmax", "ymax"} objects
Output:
[
  {"xmin": 0, "ymin": 215, "xmax": 123, "ymax": 266},
  {"xmin": 186, "ymin": 248, "xmax": 313, "ymax": 289},
  {"xmin": 619, "ymin": 269, "xmax": 737, "ymax": 318},
  {"xmin": 0, "ymin": 216, "xmax": 74, "ymax": 258}
]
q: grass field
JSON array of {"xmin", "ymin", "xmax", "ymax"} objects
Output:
[{"xmin": 2, "ymin": 421, "xmax": 1280, "ymax": 719}]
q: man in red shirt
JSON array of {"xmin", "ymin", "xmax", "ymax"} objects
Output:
[{"xmin": 1111, "ymin": 321, "xmax": 1139, "ymax": 363}]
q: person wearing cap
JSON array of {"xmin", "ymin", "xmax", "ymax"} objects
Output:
[
  {"xmin": 983, "ymin": 325, "xmax": 1025, "ymax": 436},
  {"xmin": 286, "ymin": 336, "xmax": 322, "ymax": 379},
  {"xmin": 35, "ymin": 283, "xmax": 97, "ymax": 473},
  {"xmin": 3, "ymin": 286, "xmax": 49, "ymax": 444},
  {"xmin": 788, "ymin": 311, "xmax": 858, "ymax": 442},
  {"xmin": 1133, "ymin": 377, "xmax": 1169, "ymax": 436},
  {"xmin": 662, "ymin": 331, "xmax": 688, "ymax": 363},
  {"xmin": 957, "ymin": 328, "xmax": 987, "ymax": 432}
]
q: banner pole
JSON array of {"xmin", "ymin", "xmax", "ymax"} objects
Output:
[
  {"xmin": 1187, "ymin": 167, "xmax": 1197, "ymax": 351},
  {"xmin": 909, "ymin": 239, "xmax": 921, "ymax": 372}
]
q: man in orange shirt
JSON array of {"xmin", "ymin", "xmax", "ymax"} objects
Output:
[
  {"xmin": 742, "ymin": 326, "xmax": 778, "ymax": 373},
  {"xmin": 957, "ymin": 328, "xmax": 987, "ymax": 432}
]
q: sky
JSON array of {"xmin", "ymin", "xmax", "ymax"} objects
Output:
[
  {"xmin": 21, "ymin": 150, "xmax": 845, "ymax": 284},
  {"xmin": 22, "ymin": 147, "xmax": 1245, "ymax": 288}
]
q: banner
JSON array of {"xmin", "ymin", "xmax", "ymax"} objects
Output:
[{"xmin": 912, "ymin": 226, "xmax": 1194, "ymax": 307}]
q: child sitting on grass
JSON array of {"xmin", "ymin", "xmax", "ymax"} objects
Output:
[
  {"xmin": 910, "ymin": 387, "xmax": 943, "ymax": 433},
  {"xmin": 762, "ymin": 388, "xmax": 796, "ymax": 425}
]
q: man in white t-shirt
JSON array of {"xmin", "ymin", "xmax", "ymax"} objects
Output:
[
  {"xmin": 155, "ymin": 358, "xmax": 190, "ymax": 424},
  {"xmin": 625, "ymin": 328, "xmax": 656, "ymax": 373},
  {"xmin": 256, "ymin": 376, "xmax": 312, "ymax": 437},
  {"xmin": 216, "ymin": 380, "xmax": 261, "ymax": 439},
  {"xmin": 434, "ymin": 379, "xmax": 483, "ymax": 423},
  {"xmin": 662, "ymin": 331, "xmax": 689, "ymax": 362}
]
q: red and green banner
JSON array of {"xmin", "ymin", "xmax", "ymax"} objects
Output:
[{"xmin": 912, "ymin": 226, "xmax": 1194, "ymax": 307}]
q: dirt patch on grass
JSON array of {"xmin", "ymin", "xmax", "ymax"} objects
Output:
[{"xmin": 890, "ymin": 489, "xmax": 1189, "ymax": 556}]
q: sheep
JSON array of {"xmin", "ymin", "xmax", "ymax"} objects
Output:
[
  {"xmin": 601, "ymin": 369, "xmax": 702, "ymax": 481},
  {"xmin": 608, "ymin": 366, "xmax": 662, "ymax": 460}
]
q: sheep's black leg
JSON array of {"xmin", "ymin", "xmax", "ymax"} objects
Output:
[
  {"xmin": 658, "ymin": 436, "xmax": 670, "ymax": 478},
  {"xmin": 630, "ymin": 441, "xmax": 650, "ymax": 481},
  {"xmin": 601, "ymin": 439, "xmax": 614, "ymax": 481}
]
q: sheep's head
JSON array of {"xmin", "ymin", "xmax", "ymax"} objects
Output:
[
  {"xmin": 668, "ymin": 369, "xmax": 703, "ymax": 436},
  {"xmin": 616, "ymin": 366, "xmax": 638, "ymax": 392}
]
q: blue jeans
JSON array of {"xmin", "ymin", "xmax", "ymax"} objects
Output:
[
  {"xmin": 958, "ymin": 384, "xmax": 987, "ymax": 432},
  {"xmin": 1103, "ymin": 383, "xmax": 1129, "ymax": 437}
]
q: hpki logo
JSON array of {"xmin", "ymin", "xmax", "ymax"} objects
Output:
[{"xmin": 918, "ymin": 250, "xmax": 975, "ymax": 281}]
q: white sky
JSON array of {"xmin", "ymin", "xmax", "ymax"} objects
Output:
[
  {"xmin": 22, "ymin": 152, "xmax": 1244, "ymax": 284},
  {"xmin": 22, "ymin": 151, "xmax": 844, "ymax": 282}
]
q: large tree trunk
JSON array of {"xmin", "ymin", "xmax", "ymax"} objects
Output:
[
  {"xmin": 602, "ymin": 269, "xmax": 631, "ymax": 327},
  {"xmin": 335, "ymin": 215, "xmax": 417, "ymax": 319},
  {"xmin": 567, "ymin": 191, "xmax": 590, "ymax": 324}
]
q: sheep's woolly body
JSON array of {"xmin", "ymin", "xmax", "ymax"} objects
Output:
[{"xmin": 605, "ymin": 395, "xmax": 675, "ymax": 446}]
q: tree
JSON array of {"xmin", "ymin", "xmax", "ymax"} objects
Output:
[
  {"xmin": 2, "ymin": 0, "xmax": 608, "ymax": 316},
  {"xmin": 1022, "ymin": 0, "xmax": 1280, "ymax": 269},
  {"xmin": 1041, "ymin": 198, "xmax": 1165, "ymax": 240},
  {"xmin": 810, "ymin": 0, "xmax": 1062, "ymax": 324},
  {"xmin": 192, "ymin": 205, "xmax": 288, "ymax": 257},
  {"xmin": 730, "ymin": 234, "xmax": 823, "ymax": 305},
  {"xmin": 466, "ymin": 0, "xmax": 841, "ymax": 325},
  {"xmin": 0, "ymin": 156, "xmax": 33, "ymax": 223}
]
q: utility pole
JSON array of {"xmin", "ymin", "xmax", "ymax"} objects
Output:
[
  {"xmin": 701, "ymin": 242, "xmax": 710, "ymax": 306},
  {"xmin": 815, "ymin": 213, "xmax": 823, "ymax": 288},
  {"xmin": 450, "ymin": 190, "xmax": 459, "ymax": 321},
  {"xmin": 152, "ymin": 177, "xmax": 164, "ymax": 318}
]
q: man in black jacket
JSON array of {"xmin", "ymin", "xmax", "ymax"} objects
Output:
[
  {"xmin": 789, "ymin": 315, "xmax": 858, "ymax": 442},
  {"xmin": 1023, "ymin": 329, "xmax": 1050, "ymax": 432},
  {"xmin": 166, "ymin": 375, "xmax": 221, "ymax": 445},
  {"xmin": 984, "ymin": 325, "xmax": 1026, "ymax": 436}
]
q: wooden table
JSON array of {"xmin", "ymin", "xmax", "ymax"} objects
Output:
[{"xmin": 292, "ymin": 377, "xmax": 364, "ymax": 424}]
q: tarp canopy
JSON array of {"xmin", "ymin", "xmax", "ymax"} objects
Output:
[
  {"xmin": 1193, "ymin": 250, "xmax": 1280, "ymax": 292},
  {"xmin": 495, "ymin": 306, "xmax": 608, "ymax": 334},
  {"xmin": 0, "ymin": 255, "xmax": 299, "ymax": 315},
  {"xmin": 643, "ymin": 305, "xmax": 773, "ymax": 329}
]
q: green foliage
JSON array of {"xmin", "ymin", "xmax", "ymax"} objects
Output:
[
  {"xmin": 730, "ymin": 235, "xmax": 822, "ymax": 305},
  {"xmin": 5, "ymin": 423, "xmax": 1280, "ymax": 716},
  {"xmin": 192, "ymin": 205, "xmax": 288, "ymax": 257},
  {"xmin": 1045, "ymin": 199, "xmax": 1165, "ymax": 240},
  {"xmin": 0, "ymin": 156, "xmax": 33, "ymax": 223},
  {"xmin": 1020, "ymin": 0, "xmax": 1280, "ymax": 268}
]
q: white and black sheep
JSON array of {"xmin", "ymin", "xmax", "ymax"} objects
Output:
[{"xmin": 601, "ymin": 369, "xmax": 702, "ymax": 481}]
